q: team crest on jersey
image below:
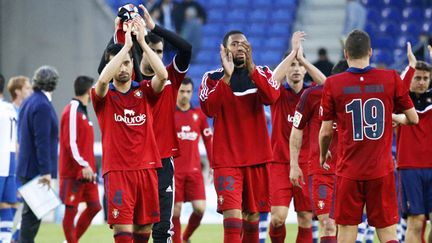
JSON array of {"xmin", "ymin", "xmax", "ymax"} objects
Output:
[
  {"xmin": 293, "ymin": 111, "xmax": 302, "ymax": 127},
  {"xmin": 427, "ymin": 97, "xmax": 432, "ymax": 104},
  {"xmin": 193, "ymin": 113, "xmax": 199, "ymax": 121},
  {"xmin": 112, "ymin": 208, "xmax": 119, "ymax": 219},
  {"xmin": 70, "ymin": 195, "xmax": 75, "ymax": 202},
  {"xmin": 318, "ymin": 200, "xmax": 325, "ymax": 210},
  {"xmin": 134, "ymin": 90, "xmax": 143, "ymax": 98},
  {"xmin": 218, "ymin": 195, "xmax": 224, "ymax": 205}
]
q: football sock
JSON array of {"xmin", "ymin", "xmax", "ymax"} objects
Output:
[
  {"xmin": 63, "ymin": 206, "xmax": 78, "ymax": 243},
  {"xmin": 223, "ymin": 218, "xmax": 242, "ymax": 243},
  {"xmin": 296, "ymin": 226, "xmax": 312, "ymax": 243},
  {"xmin": 114, "ymin": 232, "xmax": 133, "ymax": 243},
  {"xmin": 365, "ymin": 225, "xmax": 375, "ymax": 243},
  {"xmin": 172, "ymin": 216, "xmax": 181, "ymax": 243},
  {"xmin": 258, "ymin": 213, "xmax": 269, "ymax": 243},
  {"xmin": 242, "ymin": 220, "xmax": 259, "ymax": 243},
  {"xmin": 312, "ymin": 219, "xmax": 319, "ymax": 243},
  {"xmin": 269, "ymin": 224, "xmax": 286, "ymax": 243},
  {"xmin": 385, "ymin": 241, "xmax": 399, "ymax": 243},
  {"xmin": 133, "ymin": 232, "xmax": 150, "ymax": 243},
  {"xmin": 0, "ymin": 208, "xmax": 13, "ymax": 243},
  {"xmin": 182, "ymin": 212, "xmax": 203, "ymax": 241},
  {"xmin": 356, "ymin": 214, "xmax": 367, "ymax": 243},
  {"xmin": 76, "ymin": 202, "xmax": 101, "ymax": 240},
  {"xmin": 320, "ymin": 236, "xmax": 337, "ymax": 243}
]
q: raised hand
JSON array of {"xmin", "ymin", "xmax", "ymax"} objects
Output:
[
  {"xmin": 428, "ymin": 45, "xmax": 432, "ymax": 59},
  {"xmin": 124, "ymin": 23, "xmax": 134, "ymax": 49},
  {"xmin": 407, "ymin": 42, "xmax": 417, "ymax": 68},
  {"xmin": 297, "ymin": 45, "xmax": 305, "ymax": 63},
  {"xmin": 291, "ymin": 31, "xmax": 306, "ymax": 52},
  {"xmin": 139, "ymin": 4, "xmax": 155, "ymax": 30},
  {"xmin": 220, "ymin": 44, "xmax": 234, "ymax": 80},
  {"xmin": 132, "ymin": 16, "xmax": 147, "ymax": 43},
  {"xmin": 240, "ymin": 41, "xmax": 256, "ymax": 74}
]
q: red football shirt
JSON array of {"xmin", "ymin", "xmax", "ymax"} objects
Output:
[
  {"xmin": 151, "ymin": 62, "xmax": 188, "ymax": 158},
  {"xmin": 199, "ymin": 66, "xmax": 279, "ymax": 168},
  {"xmin": 320, "ymin": 67, "xmax": 414, "ymax": 180},
  {"xmin": 270, "ymin": 84, "xmax": 310, "ymax": 165},
  {"xmin": 293, "ymin": 86, "xmax": 338, "ymax": 175},
  {"xmin": 91, "ymin": 81, "xmax": 161, "ymax": 175},
  {"xmin": 174, "ymin": 106, "xmax": 213, "ymax": 173},
  {"xmin": 59, "ymin": 99, "xmax": 96, "ymax": 178}
]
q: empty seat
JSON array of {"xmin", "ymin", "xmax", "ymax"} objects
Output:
[
  {"xmin": 249, "ymin": 9, "xmax": 268, "ymax": 23},
  {"xmin": 400, "ymin": 21, "xmax": 421, "ymax": 36},
  {"xmin": 379, "ymin": 22, "xmax": 399, "ymax": 36},
  {"xmin": 367, "ymin": 9, "xmax": 382, "ymax": 24},
  {"xmin": 381, "ymin": 7, "xmax": 402, "ymax": 20},
  {"xmin": 371, "ymin": 49, "xmax": 393, "ymax": 66},
  {"xmin": 402, "ymin": 7, "xmax": 423, "ymax": 21}
]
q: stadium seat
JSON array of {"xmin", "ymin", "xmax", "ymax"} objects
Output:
[
  {"xmin": 271, "ymin": 9, "xmax": 295, "ymax": 23},
  {"xmin": 248, "ymin": 23, "xmax": 267, "ymax": 37},
  {"xmin": 400, "ymin": 21, "xmax": 421, "ymax": 36},
  {"xmin": 383, "ymin": 0, "xmax": 405, "ymax": 8},
  {"xmin": 253, "ymin": 0, "xmax": 272, "ymax": 7},
  {"xmin": 371, "ymin": 36, "xmax": 395, "ymax": 49},
  {"xmin": 381, "ymin": 7, "xmax": 402, "ymax": 21},
  {"xmin": 202, "ymin": 24, "xmax": 223, "ymax": 37},
  {"xmin": 361, "ymin": 0, "xmax": 383, "ymax": 8},
  {"xmin": 379, "ymin": 22, "xmax": 399, "ymax": 36},
  {"xmin": 402, "ymin": 7, "xmax": 423, "ymax": 22},
  {"xmin": 422, "ymin": 22, "xmax": 431, "ymax": 33},
  {"xmin": 393, "ymin": 48, "xmax": 406, "ymax": 63},
  {"xmin": 424, "ymin": 7, "xmax": 432, "ymax": 20},
  {"xmin": 247, "ymin": 37, "xmax": 263, "ymax": 48},
  {"xmin": 196, "ymin": 50, "xmax": 217, "ymax": 65},
  {"xmin": 228, "ymin": 0, "xmax": 249, "ymax": 8},
  {"xmin": 268, "ymin": 24, "xmax": 292, "ymax": 37},
  {"xmin": 365, "ymin": 22, "xmax": 379, "ymax": 36},
  {"xmin": 259, "ymin": 51, "xmax": 283, "ymax": 65},
  {"xmin": 207, "ymin": 11, "xmax": 225, "ymax": 23},
  {"xmin": 203, "ymin": 0, "xmax": 228, "ymax": 8},
  {"xmin": 396, "ymin": 35, "xmax": 417, "ymax": 49},
  {"xmin": 226, "ymin": 9, "xmax": 247, "ymax": 22},
  {"xmin": 371, "ymin": 49, "xmax": 393, "ymax": 66},
  {"xmin": 249, "ymin": 9, "xmax": 268, "ymax": 23},
  {"xmin": 273, "ymin": 0, "xmax": 296, "ymax": 9},
  {"xmin": 265, "ymin": 37, "xmax": 288, "ymax": 50},
  {"xmin": 404, "ymin": 0, "xmax": 424, "ymax": 7},
  {"xmin": 367, "ymin": 9, "xmax": 382, "ymax": 24}
]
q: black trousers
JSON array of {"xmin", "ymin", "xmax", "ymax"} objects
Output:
[
  {"xmin": 19, "ymin": 178, "xmax": 41, "ymax": 243},
  {"xmin": 152, "ymin": 157, "xmax": 175, "ymax": 243}
]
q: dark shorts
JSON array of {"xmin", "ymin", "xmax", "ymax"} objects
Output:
[
  {"xmin": 0, "ymin": 175, "xmax": 17, "ymax": 203},
  {"xmin": 398, "ymin": 168, "xmax": 432, "ymax": 216}
]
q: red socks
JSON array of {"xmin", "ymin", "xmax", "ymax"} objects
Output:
[
  {"xmin": 183, "ymin": 212, "xmax": 203, "ymax": 241},
  {"xmin": 223, "ymin": 218, "xmax": 242, "ymax": 243},
  {"xmin": 385, "ymin": 241, "xmax": 399, "ymax": 243},
  {"xmin": 320, "ymin": 236, "xmax": 337, "ymax": 243},
  {"xmin": 133, "ymin": 232, "xmax": 150, "ymax": 243},
  {"xmin": 242, "ymin": 220, "xmax": 259, "ymax": 243},
  {"xmin": 76, "ymin": 202, "xmax": 101, "ymax": 240},
  {"xmin": 63, "ymin": 206, "xmax": 78, "ymax": 243},
  {"xmin": 114, "ymin": 232, "xmax": 133, "ymax": 243},
  {"xmin": 269, "ymin": 224, "xmax": 286, "ymax": 243},
  {"xmin": 172, "ymin": 216, "xmax": 181, "ymax": 243},
  {"xmin": 296, "ymin": 227, "xmax": 312, "ymax": 243}
]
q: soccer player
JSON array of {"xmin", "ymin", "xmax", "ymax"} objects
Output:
[
  {"xmin": 199, "ymin": 30, "xmax": 279, "ymax": 243},
  {"xmin": 0, "ymin": 74, "xmax": 18, "ymax": 243},
  {"xmin": 172, "ymin": 77, "xmax": 212, "ymax": 243},
  {"xmin": 319, "ymin": 29, "xmax": 418, "ymax": 242},
  {"xmin": 396, "ymin": 46, "xmax": 432, "ymax": 243},
  {"xmin": 59, "ymin": 76, "xmax": 102, "ymax": 243},
  {"xmin": 269, "ymin": 31, "xmax": 326, "ymax": 243},
  {"xmin": 91, "ymin": 20, "xmax": 168, "ymax": 243}
]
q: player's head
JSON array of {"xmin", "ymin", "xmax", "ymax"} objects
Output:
[
  {"xmin": 74, "ymin": 75, "xmax": 94, "ymax": 97},
  {"xmin": 32, "ymin": 66, "xmax": 59, "ymax": 92},
  {"xmin": 331, "ymin": 59, "xmax": 349, "ymax": 75},
  {"xmin": 142, "ymin": 33, "xmax": 164, "ymax": 74},
  {"xmin": 410, "ymin": 61, "xmax": 431, "ymax": 94},
  {"xmin": 7, "ymin": 76, "xmax": 32, "ymax": 102},
  {"xmin": 0, "ymin": 73, "xmax": 4, "ymax": 96},
  {"xmin": 318, "ymin": 47, "xmax": 328, "ymax": 60},
  {"xmin": 177, "ymin": 77, "xmax": 194, "ymax": 106},
  {"xmin": 344, "ymin": 30, "xmax": 372, "ymax": 61},
  {"xmin": 223, "ymin": 30, "xmax": 247, "ymax": 67},
  {"xmin": 105, "ymin": 43, "xmax": 133, "ymax": 83}
]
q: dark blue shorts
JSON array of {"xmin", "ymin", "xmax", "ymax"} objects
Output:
[
  {"xmin": 398, "ymin": 168, "xmax": 432, "ymax": 216},
  {"xmin": 0, "ymin": 175, "xmax": 18, "ymax": 203}
]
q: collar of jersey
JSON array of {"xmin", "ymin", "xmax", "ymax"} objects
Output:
[
  {"xmin": 346, "ymin": 66, "xmax": 373, "ymax": 73},
  {"xmin": 109, "ymin": 80, "xmax": 140, "ymax": 91},
  {"xmin": 283, "ymin": 82, "xmax": 309, "ymax": 90}
]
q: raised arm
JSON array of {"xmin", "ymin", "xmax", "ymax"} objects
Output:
[
  {"xmin": 296, "ymin": 46, "xmax": 326, "ymax": 85},
  {"xmin": 273, "ymin": 31, "xmax": 305, "ymax": 84}
]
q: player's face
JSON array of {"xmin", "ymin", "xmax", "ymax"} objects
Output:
[
  {"xmin": 111, "ymin": 54, "xmax": 133, "ymax": 83},
  {"xmin": 287, "ymin": 58, "xmax": 306, "ymax": 84},
  {"xmin": 177, "ymin": 83, "xmax": 193, "ymax": 105},
  {"xmin": 144, "ymin": 42, "xmax": 164, "ymax": 73},
  {"xmin": 410, "ymin": 70, "xmax": 431, "ymax": 94},
  {"xmin": 227, "ymin": 34, "xmax": 247, "ymax": 66},
  {"xmin": 18, "ymin": 80, "xmax": 33, "ymax": 100}
]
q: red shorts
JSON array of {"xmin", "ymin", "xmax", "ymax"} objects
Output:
[
  {"xmin": 269, "ymin": 162, "xmax": 311, "ymax": 212},
  {"xmin": 309, "ymin": 174, "xmax": 336, "ymax": 216},
  {"xmin": 104, "ymin": 169, "xmax": 159, "ymax": 226},
  {"xmin": 59, "ymin": 178, "xmax": 100, "ymax": 206},
  {"xmin": 175, "ymin": 171, "xmax": 206, "ymax": 203},
  {"xmin": 213, "ymin": 164, "xmax": 270, "ymax": 213},
  {"xmin": 335, "ymin": 172, "xmax": 399, "ymax": 228}
]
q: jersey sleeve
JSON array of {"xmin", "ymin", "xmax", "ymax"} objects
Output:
[
  {"xmin": 199, "ymin": 110, "xmax": 213, "ymax": 166},
  {"xmin": 68, "ymin": 102, "xmax": 90, "ymax": 168},
  {"xmin": 140, "ymin": 80, "xmax": 161, "ymax": 106},
  {"xmin": 251, "ymin": 66, "xmax": 280, "ymax": 105},
  {"xmin": 90, "ymin": 88, "xmax": 105, "ymax": 113},
  {"xmin": 199, "ymin": 71, "xmax": 227, "ymax": 117},
  {"xmin": 400, "ymin": 66, "xmax": 415, "ymax": 90},
  {"xmin": 320, "ymin": 79, "xmax": 336, "ymax": 121},
  {"xmin": 293, "ymin": 89, "xmax": 315, "ymax": 130},
  {"xmin": 167, "ymin": 61, "xmax": 188, "ymax": 91},
  {"xmin": 393, "ymin": 70, "xmax": 414, "ymax": 112}
]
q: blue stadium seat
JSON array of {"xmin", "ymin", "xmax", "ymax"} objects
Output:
[
  {"xmin": 265, "ymin": 37, "xmax": 288, "ymax": 49},
  {"xmin": 402, "ymin": 7, "xmax": 423, "ymax": 21},
  {"xmin": 271, "ymin": 9, "xmax": 295, "ymax": 23},
  {"xmin": 424, "ymin": 7, "xmax": 432, "ymax": 20},
  {"xmin": 393, "ymin": 48, "xmax": 406, "ymax": 63},
  {"xmin": 383, "ymin": 0, "xmax": 405, "ymax": 8},
  {"xmin": 381, "ymin": 7, "xmax": 402, "ymax": 21},
  {"xmin": 249, "ymin": 9, "xmax": 268, "ymax": 23},
  {"xmin": 371, "ymin": 36, "xmax": 394, "ymax": 49},
  {"xmin": 400, "ymin": 21, "xmax": 421, "ymax": 36},
  {"xmin": 268, "ymin": 24, "xmax": 292, "ymax": 38},
  {"xmin": 202, "ymin": 24, "xmax": 223, "ymax": 37},
  {"xmin": 259, "ymin": 51, "xmax": 283, "ymax": 65},
  {"xmin": 379, "ymin": 22, "xmax": 399, "ymax": 36},
  {"xmin": 396, "ymin": 35, "xmax": 417, "ymax": 49},
  {"xmin": 361, "ymin": 0, "xmax": 383, "ymax": 8},
  {"xmin": 203, "ymin": 0, "xmax": 228, "ymax": 8},
  {"xmin": 201, "ymin": 36, "xmax": 221, "ymax": 50},
  {"xmin": 228, "ymin": 0, "xmax": 249, "ymax": 8},
  {"xmin": 404, "ymin": 0, "xmax": 424, "ymax": 7},
  {"xmin": 247, "ymin": 37, "xmax": 263, "ymax": 48},
  {"xmin": 365, "ymin": 22, "xmax": 379, "ymax": 36},
  {"xmin": 196, "ymin": 50, "xmax": 218, "ymax": 65},
  {"xmin": 253, "ymin": 0, "xmax": 272, "ymax": 7},
  {"xmin": 371, "ymin": 49, "xmax": 393, "ymax": 66},
  {"xmin": 248, "ymin": 23, "xmax": 267, "ymax": 37},
  {"xmin": 273, "ymin": 0, "xmax": 296, "ymax": 9},
  {"xmin": 422, "ymin": 22, "xmax": 431, "ymax": 33},
  {"xmin": 367, "ymin": 9, "xmax": 382, "ymax": 24},
  {"xmin": 226, "ymin": 9, "xmax": 248, "ymax": 22},
  {"xmin": 208, "ymin": 11, "xmax": 225, "ymax": 23}
]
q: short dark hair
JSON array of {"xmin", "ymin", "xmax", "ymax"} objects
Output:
[
  {"xmin": 145, "ymin": 32, "xmax": 164, "ymax": 45},
  {"xmin": 181, "ymin": 77, "xmax": 194, "ymax": 87},
  {"xmin": 0, "ymin": 73, "xmax": 4, "ymax": 94},
  {"xmin": 332, "ymin": 59, "xmax": 349, "ymax": 75},
  {"xmin": 74, "ymin": 76, "xmax": 94, "ymax": 96},
  {"xmin": 104, "ymin": 43, "xmax": 131, "ymax": 62},
  {"xmin": 415, "ymin": 61, "xmax": 432, "ymax": 73},
  {"xmin": 345, "ymin": 29, "xmax": 371, "ymax": 59},
  {"xmin": 32, "ymin": 66, "xmax": 59, "ymax": 92},
  {"xmin": 318, "ymin": 48, "xmax": 327, "ymax": 56},
  {"xmin": 223, "ymin": 30, "xmax": 245, "ymax": 47}
]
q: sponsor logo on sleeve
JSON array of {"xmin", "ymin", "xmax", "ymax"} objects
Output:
[{"xmin": 293, "ymin": 111, "xmax": 302, "ymax": 128}]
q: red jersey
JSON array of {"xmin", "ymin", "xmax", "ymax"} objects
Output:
[
  {"xmin": 91, "ymin": 81, "xmax": 161, "ymax": 175},
  {"xmin": 293, "ymin": 86, "xmax": 338, "ymax": 175},
  {"xmin": 270, "ymin": 84, "xmax": 310, "ymax": 165},
  {"xmin": 397, "ymin": 67, "xmax": 432, "ymax": 169},
  {"xmin": 150, "ymin": 62, "xmax": 187, "ymax": 158},
  {"xmin": 59, "ymin": 99, "xmax": 96, "ymax": 178},
  {"xmin": 320, "ymin": 67, "xmax": 414, "ymax": 180},
  {"xmin": 199, "ymin": 66, "xmax": 279, "ymax": 168},
  {"xmin": 174, "ymin": 106, "xmax": 213, "ymax": 173}
]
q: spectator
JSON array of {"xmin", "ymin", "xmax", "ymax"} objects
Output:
[
  {"xmin": 17, "ymin": 66, "xmax": 59, "ymax": 243},
  {"xmin": 313, "ymin": 48, "xmax": 334, "ymax": 77},
  {"xmin": 341, "ymin": 0, "xmax": 366, "ymax": 40},
  {"xmin": 151, "ymin": 0, "xmax": 178, "ymax": 32}
]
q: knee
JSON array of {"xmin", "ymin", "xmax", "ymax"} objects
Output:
[
  {"xmin": 271, "ymin": 213, "xmax": 286, "ymax": 227},
  {"xmin": 193, "ymin": 206, "xmax": 205, "ymax": 216},
  {"xmin": 297, "ymin": 211, "xmax": 312, "ymax": 228},
  {"xmin": 320, "ymin": 218, "xmax": 337, "ymax": 236},
  {"xmin": 173, "ymin": 203, "xmax": 182, "ymax": 217},
  {"xmin": 407, "ymin": 216, "xmax": 425, "ymax": 232}
]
